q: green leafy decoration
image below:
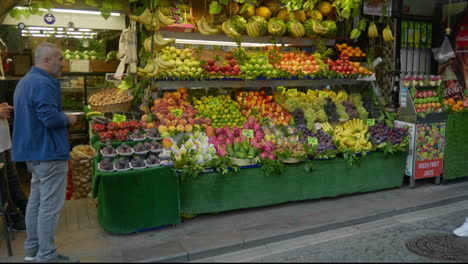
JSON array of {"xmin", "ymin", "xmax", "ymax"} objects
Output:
[
  {"xmin": 209, "ymin": 1, "xmax": 223, "ymax": 15},
  {"xmin": 100, "ymin": 7, "xmax": 112, "ymax": 19},
  {"xmin": 260, "ymin": 158, "xmax": 285, "ymax": 177},
  {"xmin": 85, "ymin": 0, "xmax": 99, "ymax": 7},
  {"xmin": 65, "ymin": 0, "xmax": 76, "ymax": 3}
]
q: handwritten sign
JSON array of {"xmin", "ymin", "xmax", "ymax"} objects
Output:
[
  {"xmin": 307, "ymin": 137, "xmax": 318, "ymax": 147},
  {"xmin": 112, "ymin": 114, "xmax": 126, "ymax": 124},
  {"xmin": 242, "ymin": 129, "xmax": 254, "ymax": 138},
  {"xmin": 171, "ymin": 109, "xmax": 183, "ymax": 118},
  {"xmin": 367, "ymin": 118, "xmax": 375, "ymax": 126},
  {"xmin": 208, "ymin": 98, "xmax": 220, "ymax": 108}
]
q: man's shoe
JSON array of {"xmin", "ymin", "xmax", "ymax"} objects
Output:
[
  {"xmin": 453, "ymin": 217, "xmax": 468, "ymax": 237},
  {"xmin": 47, "ymin": 254, "xmax": 80, "ymax": 263},
  {"xmin": 24, "ymin": 249, "xmax": 38, "ymax": 262}
]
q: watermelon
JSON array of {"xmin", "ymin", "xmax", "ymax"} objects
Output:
[
  {"xmin": 303, "ymin": 19, "xmax": 319, "ymax": 37},
  {"xmin": 267, "ymin": 18, "xmax": 287, "ymax": 36},
  {"xmin": 321, "ymin": 20, "xmax": 337, "ymax": 37},
  {"xmin": 229, "ymin": 15, "xmax": 247, "ymax": 35},
  {"xmin": 247, "ymin": 16, "xmax": 268, "ymax": 37}
]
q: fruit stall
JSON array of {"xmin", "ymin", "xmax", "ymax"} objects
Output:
[{"xmin": 4, "ymin": 0, "xmax": 467, "ymax": 234}]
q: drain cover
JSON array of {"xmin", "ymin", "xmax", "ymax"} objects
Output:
[{"xmin": 406, "ymin": 233, "xmax": 468, "ymax": 261}]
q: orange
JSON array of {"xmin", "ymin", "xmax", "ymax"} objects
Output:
[
  {"xmin": 342, "ymin": 43, "xmax": 348, "ymax": 48},
  {"xmin": 457, "ymin": 100, "xmax": 463, "ymax": 106},
  {"xmin": 448, "ymin": 98, "xmax": 455, "ymax": 105}
]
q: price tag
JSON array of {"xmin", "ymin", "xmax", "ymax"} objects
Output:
[
  {"xmin": 367, "ymin": 118, "xmax": 375, "ymax": 126},
  {"xmin": 315, "ymin": 122, "xmax": 322, "ymax": 131},
  {"xmin": 307, "ymin": 89, "xmax": 315, "ymax": 97},
  {"xmin": 287, "ymin": 89, "xmax": 298, "ymax": 97},
  {"xmin": 171, "ymin": 109, "xmax": 183, "ymax": 118},
  {"xmin": 112, "ymin": 114, "xmax": 126, "ymax": 124},
  {"xmin": 243, "ymin": 129, "xmax": 254, "ymax": 138},
  {"xmin": 277, "ymin": 86, "xmax": 286, "ymax": 95},
  {"xmin": 307, "ymin": 137, "xmax": 318, "ymax": 147},
  {"xmin": 208, "ymin": 98, "xmax": 219, "ymax": 108}
]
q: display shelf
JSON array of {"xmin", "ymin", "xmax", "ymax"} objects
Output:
[
  {"xmin": 160, "ymin": 31, "xmax": 339, "ymax": 47},
  {"xmin": 155, "ymin": 78, "xmax": 372, "ymax": 89}
]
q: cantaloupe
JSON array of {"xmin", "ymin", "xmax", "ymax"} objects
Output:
[{"xmin": 317, "ymin": 1, "xmax": 332, "ymax": 17}]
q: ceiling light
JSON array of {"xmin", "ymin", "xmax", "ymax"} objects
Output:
[
  {"xmin": 78, "ymin": 28, "xmax": 92, "ymax": 32},
  {"xmin": 167, "ymin": 38, "xmax": 291, "ymax": 47},
  {"xmin": 31, "ymin": 34, "xmax": 48, "ymax": 37},
  {"xmin": 15, "ymin": 7, "xmax": 120, "ymax": 16},
  {"xmin": 28, "ymin": 26, "xmax": 54, "ymax": 30}
]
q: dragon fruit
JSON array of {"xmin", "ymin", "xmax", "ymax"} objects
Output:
[
  {"xmin": 268, "ymin": 153, "xmax": 276, "ymax": 160},
  {"xmin": 254, "ymin": 130, "xmax": 264, "ymax": 141},
  {"xmin": 215, "ymin": 127, "xmax": 223, "ymax": 135},
  {"xmin": 253, "ymin": 123, "xmax": 261, "ymax": 131},
  {"xmin": 218, "ymin": 148, "xmax": 227, "ymax": 157},
  {"xmin": 264, "ymin": 141, "xmax": 275, "ymax": 153},
  {"xmin": 259, "ymin": 152, "xmax": 269, "ymax": 159}
]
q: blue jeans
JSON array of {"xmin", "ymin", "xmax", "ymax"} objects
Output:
[{"xmin": 25, "ymin": 160, "xmax": 68, "ymax": 262}]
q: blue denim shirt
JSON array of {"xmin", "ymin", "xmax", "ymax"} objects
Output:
[{"xmin": 12, "ymin": 66, "xmax": 70, "ymax": 162}]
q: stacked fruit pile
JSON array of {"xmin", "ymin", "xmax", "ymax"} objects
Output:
[
  {"xmin": 152, "ymin": 88, "xmax": 211, "ymax": 137},
  {"xmin": 414, "ymin": 89, "xmax": 442, "ymax": 113},
  {"xmin": 202, "ymin": 53, "xmax": 241, "ymax": 77},
  {"xmin": 368, "ymin": 122, "xmax": 409, "ymax": 146},
  {"xmin": 334, "ymin": 119, "xmax": 372, "ymax": 153},
  {"xmin": 192, "ymin": 94, "xmax": 246, "ymax": 128},
  {"xmin": 93, "ymin": 121, "xmax": 142, "ymax": 143},
  {"xmin": 273, "ymin": 52, "xmax": 323, "ymax": 75},
  {"xmin": 236, "ymin": 91, "xmax": 292, "ymax": 126},
  {"xmin": 238, "ymin": 55, "xmax": 277, "ymax": 77},
  {"xmin": 156, "ymin": 46, "xmax": 204, "ymax": 79}
]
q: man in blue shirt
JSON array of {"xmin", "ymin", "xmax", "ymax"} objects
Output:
[{"xmin": 12, "ymin": 42, "xmax": 78, "ymax": 263}]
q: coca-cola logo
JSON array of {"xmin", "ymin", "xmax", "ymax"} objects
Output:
[
  {"xmin": 444, "ymin": 80, "xmax": 463, "ymax": 100},
  {"xmin": 456, "ymin": 30, "xmax": 468, "ymax": 47}
]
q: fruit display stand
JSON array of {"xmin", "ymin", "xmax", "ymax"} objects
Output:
[
  {"xmin": 179, "ymin": 151, "xmax": 407, "ymax": 215},
  {"xmin": 442, "ymin": 112, "xmax": 468, "ymax": 181},
  {"xmin": 91, "ymin": 152, "xmax": 180, "ymax": 234},
  {"xmin": 397, "ymin": 81, "xmax": 448, "ymax": 188}
]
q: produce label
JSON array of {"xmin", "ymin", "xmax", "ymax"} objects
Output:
[
  {"xmin": 287, "ymin": 89, "xmax": 298, "ymax": 97},
  {"xmin": 367, "ymin": 119, "xmax": 375, "ymax": 126},
  {"xmin": 171, "ymin": 109, "xmax": 183, "ymax": 118},
  {"xmin": 307, "ymin": 137, "xmax": 318, "ymax": 147},
  {"xmin": 414, "ymin": 123, "xmax": 445, "ymax": 179},
  {"xmin": 277, "ymin": 86, "xmax": 286, "ymax": 95},
  {"xmin": 208, "ymin": 98, "xmax": 219, "ymax": 108},
  {"xmin": 112, "ymin": 114, "xmax": 126, "ymax": 124},
  {"xmin": 243, "ymin": 129, "xmax": 254, "ymax": 138}
]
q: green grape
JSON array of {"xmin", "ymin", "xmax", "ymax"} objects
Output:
[
  {"xmin": 356, "ymin": 106, "xmax": 369, "ymax": 120},
  {"xmin": 336, "ymin": 103, "xmax": 349, "ymax": 120},
  {"xmin": 316, "ymin": 109, "xmax": 328, "ymax": 123},
  {"xmin": 284, "ymin": 98, "xmax": 300, "ymax": 112}
]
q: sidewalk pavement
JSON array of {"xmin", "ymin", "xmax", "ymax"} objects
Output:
[{"xmin": 1, "ymin": 177, "xmax": 468, "ymax": 262}]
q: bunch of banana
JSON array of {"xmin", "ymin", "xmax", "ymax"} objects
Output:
[
  {"xmin": 368, "ymin": 22, "xmax": 378, "ymax": 38},
  {"xmin": 154, "ymin": 55, "xmax": 176, "ymax": 71},
  {"xmin": 335, "ymin": 90, "xmax": 349, "ymax": 102},
  {"xmin": 137, "ymin": 60, "xmax": 159, "ymax": 78},
  {"xmin": 156, "ymin": 8, "xmax": 176, "ymax": 26},
  {"xmin": 197, "ymin": 17, "xmax": 219, "ymax": 35},
  {"xmin": 129, "ymin": 8, "xmax": 151, "ymax": 24},
  {"xmin": 382, "ymin": 24, "xmax": 394, "ymax": 42},
  {"xmin": 320, "ymin": 122, "xmax": 334, "ymax": 134},
  {"xmin": 222, "ymin": 20, "xmax": 241, "ymax": 38},
  {"xmin": 334, "ymin": 119, "xmax": 372, "ymax": 152},
  {"xmin": 143, "ymin": 33, "xmax": 176, "ymax": 53}
]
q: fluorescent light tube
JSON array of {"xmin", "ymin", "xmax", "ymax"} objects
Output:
[
  {"xmin": 28, "ymin": 26, "xmax": 55, "ymax": 30},
  {"xmin": 166, "ymin": 38, "xmax": 291, "ymax": 47},
  {"xmin": 15, "ymin": 7, "xmax": 120, "ymax": 16},
  {"xmin": 78, "ymin": 28, "xmax": 92, "ymax": 32}
]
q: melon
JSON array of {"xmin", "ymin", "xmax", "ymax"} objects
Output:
[
  {"xmin": 317, "ymin": 1, "xmax": 332, "ymax": 17},
  {"xmin": 229, "ymin": 15, "xmax": 247, "ymax": 35},
  {"xmin": 276, "ymin": 8, "xmax": 291, "ymax": 22},
  {"xmin": 256, "ymin": 6, "xmax": 272, "ymax": 20},
  {"xmin": 303, "ymin": 19, "xmax": 318, "ymax": 37},
  {"xmin": 263, "ymin": 0, "xmax": 281, "ymax": 15},
  {"xmin": 267, "ymin": 18, "xmax": 287, "ymax": 36},
  {"xmin": 294, "ymin": 10, "xmax": 307, "ymax": 23},
  {"xmin": 240, "ymin": 3, "xmax": 256, "ymax": 19},
  {"xmin": 321, "ymin": 20, "xmax": 337, "ymax": 37},
  {"xmin": 307, "ymin": 9, "xmax": 323, "ymax": 21}
]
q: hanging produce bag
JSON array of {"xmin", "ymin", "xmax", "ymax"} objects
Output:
[
  {"xmin": 70, "ymin": 145, "xmax": 97, "ymax": 199},
  {"xmin": 433, "ymin": 36, "xmax": 456, "ymax": 64},
  {"xmin": 115, "ymin": 22, "xmax": 138, "ymax": 79}
]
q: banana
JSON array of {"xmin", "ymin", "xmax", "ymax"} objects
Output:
[
  {"xmin": 86, "ymin": 111, "xmax": 103, "ymax": 117},
  {"xmin": 139, "ymin": 61, "xmax": 155, "ymax": 74},
  {"xmin": 153, "ymin": 32, "xmax": 176, "ymax": 47},
  {"xmin": 143, "ymin": 37, "xmax": 153, "ymax": 53},
  {"xmin": 197, "ymin": 18, "xmax": 214, "ymax": 35},
  {"xmin": 155, "ymin": 56, "xmax": 175, "ymax": 70},
  {"xmin": 200, "ymin": 17, "xmax": 219, "ymax": 34},
  {"xmin": 129, "ymin": 8, "xmax": 151, "ymax": 24},
  {"xmin": 383, "ymin": 25, "xmax": 394, "ymax": 42},
  {"xmin": 312, "ymin": 20, "xmax": 329, "ymax": 35},
  {"xmin": 147, "ymin": 63, "xmax": 160, "ymax": 77},
  {"xmin": 157, "ymin": 9, "xmax": 175, "ymax": 25},
  {"xmin": 368, "ymin": 22, "xmax": 378, "ymax": 38},
  {"xmin": 222, "ymin": 20, "xmax": 240, "ymax": 38}
]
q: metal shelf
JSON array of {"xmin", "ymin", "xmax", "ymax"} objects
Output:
[
  {"xmin": 159, "ymin": 31, "xmax": 339, "ymax": 47},
  {"xmin": 155, "ymin": 77, "xmax": 374, "ymax": 90}
]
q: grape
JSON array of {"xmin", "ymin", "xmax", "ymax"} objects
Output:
[
  {"xmin": 324, "ymin": 98, "xmax": 339, "ymax": 122},
  {"xmin": 341, "ymin": 101, "xmax": 359, "ymax": 119},
  {"xmin": 368, "ymin": 121, "xmax": 409, "ymax": 145},
  {"xmin": 293, "ymin": 108, "xmax": 306, "ymax": 126},
  {"xmin": 362, "ymin": 95, "xmax": 380, "ymax": 118}
]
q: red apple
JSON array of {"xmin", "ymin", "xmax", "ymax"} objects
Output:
[{"xmin": 207, "ymin": 59, "xmax": 215, "ymax": 66}]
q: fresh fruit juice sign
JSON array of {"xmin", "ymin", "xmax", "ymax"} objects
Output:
[{"xmin": 414, "ymin": 122, "xmax": 446, "ymax": 179}]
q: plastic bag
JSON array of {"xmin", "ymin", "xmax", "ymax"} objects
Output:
[{"xmin": 433, "ymin": 36, "xmax": 456, "ymax": 64}]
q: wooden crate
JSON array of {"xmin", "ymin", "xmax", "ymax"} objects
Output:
[{"xmin": 63, "ymin": 60, "xmax": 119, "ymax": 73}]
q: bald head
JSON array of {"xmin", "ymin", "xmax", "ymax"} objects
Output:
[{"xmin": 34, "ymin": 42, "xmax": 64, "ymax": 78}]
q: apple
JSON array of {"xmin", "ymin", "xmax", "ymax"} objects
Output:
[{"xmin": 207, "ymin": 59, "xmax": 215, "ymax": 66}]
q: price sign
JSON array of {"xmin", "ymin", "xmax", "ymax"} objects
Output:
[
  {"xmin": 277, "ymin": 86, "xmax": 286, "ymax": 95},
  {"xmin": 367, "ymin": 118, "xmax": 375, "ymax": 126},
  {"xmin": 308, "ymin": 137, "xmax": 318, "ymax": 147},
  {"xmin": 287, "ymin": 89, "xmax": 298, "ymax": 97},
  {"xmin": 243, "ymin": 129, "xmax": 254, "ymax": 138},
  {"xmin": 208, "ymin": 98, "xmax": 219, "ymax": 108},
  {"xmin": 113, "ymin": 114, "xmax": 127, "ymax": 124},
  {"xmin": 171, "ymin": 109, "xmax": 183, "ymax": 118}
]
